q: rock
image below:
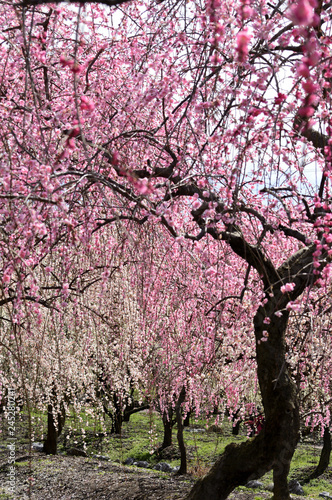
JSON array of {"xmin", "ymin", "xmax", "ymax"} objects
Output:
[
  {"xmin": 319, "ymin": 493, "xmax": 332, "ymax": 499},
  {"xmin": 66, "ymin": 447, "xmax": 87, "ymax": 457},
  {"xmin": 289, "ymin": 479, "xmax": 304, "ymax": 495},
  {"xmin": 185, "ymin": 428, "xmax": 206, "ymax": 433},
  {"xmin": 134, "ymin": 460, "xmax": 150, "ymax": 468},
  {"xmin": 93, "ymin": 454, "xmax": 110, "ymax": 461},
  {"xmin": 124, "ymin": 457, "xmax": 135, "ymax": 465},
  {"xmin": 245, "ymin": 480, "xmax": 263, "ymax": 489},
  {"xmin": 32, "ymin": 442, "xmax": 44, "ymax": 452},
  {"xmin": 153, "ymin": 462, "xmax": 173, "ymax": 473}
]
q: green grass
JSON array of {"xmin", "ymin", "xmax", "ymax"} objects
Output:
[{"xmin": 1, "ymin": 407, "xmax": 331, "ymax": 498}]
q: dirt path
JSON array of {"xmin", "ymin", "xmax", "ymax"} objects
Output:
[{"xmin": 0, "ymin": 452, "xmax": 312, "ymax": 500}]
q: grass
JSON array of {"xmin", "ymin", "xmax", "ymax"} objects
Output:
[
  {"xmin": 1, "ymin": 407, "xmax": 331, "ymax": 498},
  {"xmin": 61, "ymin": 410, "xmax": 332, "ymax": 497}
]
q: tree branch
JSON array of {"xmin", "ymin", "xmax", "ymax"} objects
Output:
[{"xmin": 21, "ymin": 0, "xmax": 132, "ymax": 7}]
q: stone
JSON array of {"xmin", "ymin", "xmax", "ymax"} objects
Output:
[
  {"xmin": 289, "ymin": 479, "xmax": 304, "ymax": 495},
  {"xmin": 134, "ymin": 460, "xmax": 150, "ymax": 468},
  {"xmin": 319, "ymin": 493, "xmax": 332, "ymax": 498},
  {"xmin": 185, "ymin": 428, "xmax": 206, "ymax": 433},
  {"xmin": 93, "ymin": 454, "xmax": 110, "ymax": 461},
  {"xmin": 153, "ymin": 462, "xmax": 173, "ymax": 473},
  {"xmin": 32, "ymin": 442, "xmax": 44, "ymax": 452},
  {"xmin": 124, "ymin": 457, "xmax": 135, "ymax": 465},
  {"xmin": 245, "ymin": 480, "xmax": 263, "ymax": 489}
]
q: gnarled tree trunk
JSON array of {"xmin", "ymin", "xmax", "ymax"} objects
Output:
[
  {"xmin": 186, "ymin": 304, "xmax": 299, "ymax": 499},
  {"xmin": 185, "ymin": 234, "xmax": 318, "ymax": 500}
]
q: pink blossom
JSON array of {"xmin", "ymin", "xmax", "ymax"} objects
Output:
[
  {"xmin": 236, "ymin": 29, "xmax": 251, "ymax": 62},
  {"xmin": 135, "ymin": 178, "xmax": 153, "ymax": 194},
  {"xmin": 111, "ymin": 151, "xmax": 120, "ymax": 166},
  {"xmin": 288, "ymin": 0, "xmax": 316, "ymax": 27},
  {"xmin": 280, "ymin": 282, "xmax": 296, "ymax": 293},
  {"xmin": 286, "ymin": 302, "xmax": 302, "ymax": 312},
  {"xmin": 275, "ymin": 93, "xmax": 287, "ymax": 105},
  {"xmin": 71, "ymin": 63, "xmax": 82, "ymax": 74},
  {"xmin": 297, "ymin": 62, "xmax": 310, "ymax": 78},
  {"xmin": 66, "ymin": 137, "xmax": 75, "ymax": 150},
  {"xmin": 3, "ymin": 273, "xmax": 11, "ymax": 284},
  {"xmin": 215, "ymin": 22, "xmax": 224, "ymax": 35},
  {"xmin": 60, "ymin": 55, "xmax": 72, "ymax": 67},
  {"xmin": 298, "ymin": 106, "xmax": 315, "ymax": 117},
  {"xmin": 302, "ymin": 80, "xmax": 319, "ymax": 94},
  {"xmin": 80, "ymin": 95, "xmax": 95, "ymax": 112},
  {"xmin": 242, "ymin": 6, "xmax": 254, "ymax": 19}
]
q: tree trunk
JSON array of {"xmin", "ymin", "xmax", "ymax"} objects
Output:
[
  {"xmin": 44, "ymin": 404, "xmax": 57, "ymax": 454},
  {"xmin": 161, "ymin": 409, "xmax": 173, "ymax": 449},
  {"xmin": 186, "ymin": 296, "xmax": 300, "ymax": 500},
  {"xmin": 123, "ymin": 403, "xmax": 149, "ymax": 422},
  {"xmin": 183, "ymin": 410, "xmax": 191, "ymax": 427},
  {"xmin": 43, "ymin": 402, "xmax": 66, "ymax": 455},
  {"xmin": 175, "ymin": 387, "xmax": 187, "ymax": 475},
  {"xmin": 111, "ymin": 394, "xmax": 123, "ymax": 434},
  {"xmin": 303, "ymin": 427, "xmax": 331, "ymax": 483},
  {"xmin": 232, "ymin": 420, "xmax": 241, "ymax": 435},
  {"xmin": 231, "ymin": 409, "xmax": 242, "ymax": 435}
]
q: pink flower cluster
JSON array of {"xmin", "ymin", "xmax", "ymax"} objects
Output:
[
  {"xmin": 80, "ymin": 95, "xmax": 95, "ymax": 112},
  {"xmin": 288, "ymin": 0, "xmax": 318, "ymax": 27},
  {"xmin": 281, "ymin": 282, "xmax": 296, "ymax": 294},
  {"xmin": 236, "ymin": 29, "xmax": 251, "ymax": 63},
  {"xmin": 59, "ymin": 55, "xmax": 82, "ymax": 74}
]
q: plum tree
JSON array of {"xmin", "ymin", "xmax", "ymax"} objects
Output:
[{"xmin": 2, "ymin": 0, "xmax": 332, "ymax": 498}]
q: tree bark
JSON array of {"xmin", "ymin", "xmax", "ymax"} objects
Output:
[
  {"xmin": 111, "ymin": 393, "xmax": 123, "ymax": 434},
  {"xmin": 43, "ymin": 402, "xmax": 66, "ymax": 455},
  {"xmin": 161, "ymin": 409, "xmax": 174, "ymax": 449},
  {"xmin": 303, "ymin": 427, "xmax": 331, "ymax": 483},
  {"xmin": 123, "ymin": 403, "xmax": 149, "ymax": 422},
  {"xmin": 186, "ymin": 239, "xmax": 320, "ymax": 500},
  {"xmin": 231, "ymin": 409, "xmax": 242, "ymax": 435},
  {"xmin": 186, "ymin": 295, "xmax": 300, "ymax": 500},
  {"xmin": 43, "ymin": 404, "xmax": 57, "ymax": 454},
  {"xmin": 103, "ymin": 393, "xmax": 124, "ymax": 434},
  {"xmin": 175, "ymin": 387, "xmax": 187, "ymax": 475},
  {"xmin": 183, "ymin": 410, "xmax": 191, "ymax": 427}
]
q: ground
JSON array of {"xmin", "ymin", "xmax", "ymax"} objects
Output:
[
  {"xmin": 0, "ymin": 451, "xmax": 311, "ymax": 500},
  {"xmin": 0, "ymin": 412, "xmax": 331, "ymax": 499}
]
